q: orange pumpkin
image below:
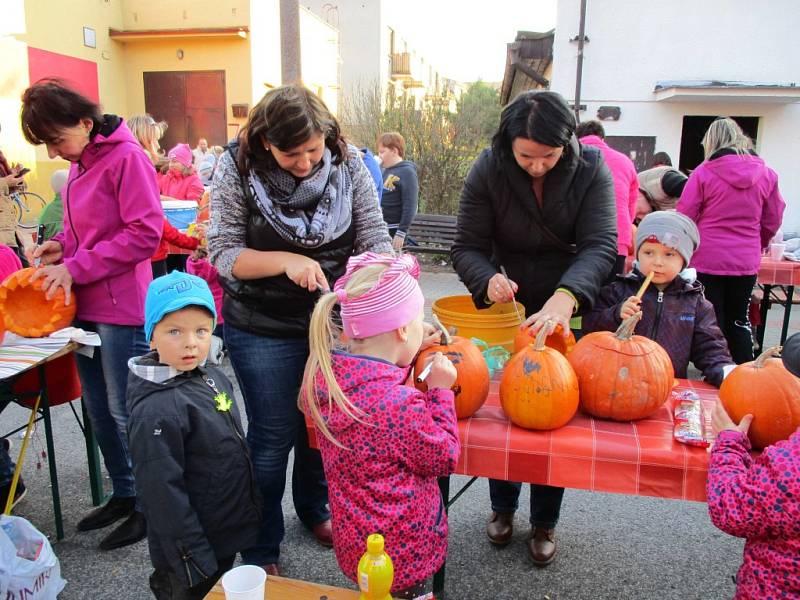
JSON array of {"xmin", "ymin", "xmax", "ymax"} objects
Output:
[
  {"xmin": 414, "ymin": 325, "xmax": 489, "ymax": 420},
  {"xmin": 0, "ymin": 267, "xmax": 77, "ymax": 337},
  {"xmin": 513, "ymin": 323, "xmax": 576, "ymax": 356},
  {"xmin": 500, "ymin": 324, "xmax": 579, "ymax": 430},
  {"xmin": 568, "ymin": 313, "xmax": 674, "ymax": 421},
  {"xmin": 720, "ymin": 346, "xmax": 800, "ymax": 449}
]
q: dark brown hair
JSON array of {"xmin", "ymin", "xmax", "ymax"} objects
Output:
[
  {"xmin": 237, "ymin": 85, "xmax": 347, "ymax": 174},
  {"xmin": 20, "ymin": 78, "xmax": 103, "ymax": 145},
  {"xmin": 377, "ymin": 132, "xmax": 406, "ymax": 158}
]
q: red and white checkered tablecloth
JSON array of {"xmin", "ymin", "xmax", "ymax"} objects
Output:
[
  {"xmin": 308, "ymin": 376, "xmax": 720, "ymax": 503},
  {"xmin": 455, "ymin": 376, "xmax": 717, "ymax": 503},
  {"xmin": 758, "ymin": 256, "xmax": 800, "ymax": 286}
]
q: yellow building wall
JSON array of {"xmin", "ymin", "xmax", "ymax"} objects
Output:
[
  {"xmin": 13, "ymin": 0, "xmax": 128, "ymax": 200},
  {"xmin": 120, "ymin": 37, "xmax": 252, "ymax": 137},
  {"xmin": 121, "ymin": 0, "xmax": 249, "ymax": 30}
]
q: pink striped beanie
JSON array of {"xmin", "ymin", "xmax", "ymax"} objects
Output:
[{"xmin": 334, "ymin": 252, "xmax": 424, "ymax": 339}]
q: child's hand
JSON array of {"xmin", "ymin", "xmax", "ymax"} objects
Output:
[
  {"xmin": 425, "ymin": 352, "xmax": 457, "ymax": 390},
  {"xmin": 620, "ymin": 295, "xmax": 642, "ymax": 320},
  {"xmin": 711, "ymin": 401, "xmax": 753, "ymax": 436},
  {"xmin": 419, "ymin": 321, "xmax": 442, "ymax": 351}
]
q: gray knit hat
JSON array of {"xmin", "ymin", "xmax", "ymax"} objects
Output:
[
  {"xmin": 635, "ymin": 211, "xmax": 700, "ymax": 266},
  {"xmin": 782, "ymin": 332, "xmax": 800, "ymax": 377}
]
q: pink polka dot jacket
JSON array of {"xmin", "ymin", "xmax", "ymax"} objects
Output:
[
  {"xmin": 308, "ymin": 352, "xmax": 460, "ymax": 591},
  {"xmin": 706, "ymin": 429, "xmax": 800, "ymax": 599}
]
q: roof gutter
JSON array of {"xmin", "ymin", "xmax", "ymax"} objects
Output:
[{"xmin": 572, "ymin": 0, "xmax": 588, "ymax": 123}]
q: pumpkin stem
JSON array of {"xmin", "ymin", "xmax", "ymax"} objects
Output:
[
  {"xmin": 532, "ymin": 320, "xmax": 552, "ymax": 351},
  {"xmin": 754, "ymin": 345, "xmax": 782, "ymax": 368},
  {"xmin": 614, "ymin": 312, "xmax": 643, "ymax": 341},
  {"xmin": 432, "ymin": 314, "xmax": 452, "ymax": 346}
]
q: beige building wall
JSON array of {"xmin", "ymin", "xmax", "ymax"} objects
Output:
[{"xmin": 299, "ymin": 6, "xmax": 340, "ymax": 116}]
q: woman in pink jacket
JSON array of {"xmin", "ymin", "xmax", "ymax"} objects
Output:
[
  {"xmin": 301, "ymin": 253, "xmax": 459, "ymax": 599},
  {"xmin": 23, "ymin": 79, "xmax": 162, "ymax": 551},
  {"xmin": 707, "ymin": 332, "xmax": 800, "ymax": 600},
  {"xmin": 677, "ymin": 118, "xmax": 785, "ymax": 363}
]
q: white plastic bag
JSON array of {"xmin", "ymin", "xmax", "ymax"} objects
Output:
[{"xmin": 0, "ymin": 515, "xmax": 66, "ymax": 599}]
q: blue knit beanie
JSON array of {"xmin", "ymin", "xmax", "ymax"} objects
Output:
[
  {"xmin": 144, "ymin": 271, "xmax": 216, "ymax": 342},
  {"xmin": 635, "ymin": 211, "xmax": 700, "ymax": 267}
]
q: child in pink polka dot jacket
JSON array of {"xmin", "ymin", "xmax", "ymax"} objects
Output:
[
  {"xmin": 707, "ymin": 332, "xmax": 800, "ymax": 600},
  {"xmin": 301, "ymin": 252, "xmax": 460, "ymax": 600}
]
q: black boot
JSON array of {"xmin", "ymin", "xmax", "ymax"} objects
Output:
[
  {"xmin": 76, "ymin": 496, "xmax": 135, "ymax": 531},
  {"xmin": 99, "ymin": 511, "xmax": 147, "ymax": 551}
]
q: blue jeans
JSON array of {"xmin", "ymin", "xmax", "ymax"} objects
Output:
[
  {"xmin": 74, "ymin": 321, "xmax": 147, "ymax": 501},
  {"xmin": 489, "ymin": 481, "xmax": 564, "ymax": 529},
  {"xmin": 225, "ymin": 324, "xmax": 329, "ymax": 565}
]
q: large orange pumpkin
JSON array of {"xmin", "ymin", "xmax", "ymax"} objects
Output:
[
  {"xmin": 500, "ymin": 324, "xmax": 579, "ymax": 430},
  {"xmin": 720, "ymin": 346, "xmax": 800, "ymax": 449},
  {"xmin": 513, "ymin": 323, "xmax": 576, "ymax": 356},
  {"xmin": 568, "ymin": 313, "xmax": 674, "ymax": 421},
  {"xmin": 0, "ymin": 267, "xmax": 77, "ymax": 337},
  {"xmin": 414, "ymin": 322, "xmax": 489, "ymax": 419}
]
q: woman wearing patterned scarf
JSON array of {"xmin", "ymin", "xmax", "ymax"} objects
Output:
[{"xmin": 207, "ymin": 85, "xmax": 393, "ymax": 574}]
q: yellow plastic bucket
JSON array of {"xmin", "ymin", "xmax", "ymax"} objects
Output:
[{"xmin": 432, "ymin": 295, "xmax": 525, "ymax": 353}]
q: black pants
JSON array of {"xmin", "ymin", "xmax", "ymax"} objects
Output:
[
  {"xmin": 149, "ymin": 555, "xmax": 235, "ymax": 600},
  {"xmin": 167, "ymin": 254, "xmax": 188, "ymax": 272},
  {"xmin": 697, "ymin": 272, "xmax": 757, "ymax": 364},
  {"xmin": 151, "ymin": 260, "xmax": 168, "ymax": 279},
  {"xmin": 604, "ymin": 254, "xmax": 628, "ymax": 284},
  {"xmin": 489, "ymin": 480, "xmax": 564, "ymax": 528}
]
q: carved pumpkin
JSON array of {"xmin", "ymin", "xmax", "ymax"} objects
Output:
[
  {"xmin": 720, "ymin": 346, "xmax": 800, "ymax": 449},
  {"xmin": 568, "ymin": 313, "xmax": 674, "ymax": 421},
  {"xmin": 513, "ymin": 323, "xmax": 576, "ymax": 356},
  {"xmin": 414, "ymin": 318, "xmax": 489, "ymax": 419},
  {"xmin": 500, "ymin": 324, "xmax": 579, "ymax": 430},
  {"xmin": 0, "ymin": 267, "xmax": 77, "ymax": 337}
]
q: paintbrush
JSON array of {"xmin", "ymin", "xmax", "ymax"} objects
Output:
[{"xmin": 500, "ymin": 266, "xmax": 524, "ymax": 325}]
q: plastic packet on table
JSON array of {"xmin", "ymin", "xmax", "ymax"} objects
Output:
[
  {"xmin": 471, "ymin": 337, "xmax": 510, "ymax": 376},
  {"xmin": 672, "ymin": 390, "xmax": 709, "ymax": 448}
]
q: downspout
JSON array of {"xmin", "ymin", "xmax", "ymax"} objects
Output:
[
  {"xmin": 280, "ymin": 0, "xmax": 301, "ymax": 84},
  {"xmin": 573, "ymin": 0, "xmax": 588, "ymax": 123}
]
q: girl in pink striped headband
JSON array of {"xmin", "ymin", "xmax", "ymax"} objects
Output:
[{"xmin": 300, "ymin": 252, "xmax": 460, "ymax": 598}]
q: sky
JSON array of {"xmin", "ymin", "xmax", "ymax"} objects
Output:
[{"xmin": 384, "ymin": 0, "xmax": 557, "ymax": 83}]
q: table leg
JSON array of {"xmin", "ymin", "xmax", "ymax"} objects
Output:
[
  {"xmin": 780, "ymin": 286, "xmax": 794, "ymax": 346},
  {"xmin": 757, "ymin": 284, "xmax": 771, "ymax": 351},
  {"xmin": 81, "ymin": 399, "xmax": 105, "ymax": 506},
  {"xmin": 39, "ymin": 366, "xmax": 64, "ymax": 540},
  {"xmin": 433, "ymin": 477, "xmax": 450, "ymax": 600}
]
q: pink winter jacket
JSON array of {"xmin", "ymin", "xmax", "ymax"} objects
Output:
[
  {"xmin": 579, "ymin": 135, "xmax": 638, "ymax": 255},
  {"xmin": 53, "ymin": 117, "xmax": 162, "ymax": 325},
  {"xmin": 309, "ymin": 352, "xmax": 459, "ymax": 591},
  {"xmin": 707, "ymin": 429, "xmax": 800, "ymax": 599},
  {"xmin": 677, "ymin": 153, "xmax": 785, "ymax": 275},
  {"xmin": 0, "ymin": 243, "xmax": 21, "ymax": 280},
  {"xmin": 157, "ymin": 168, "xmax": 204, "ymax": 201},
  {"xmin": 186, "ymin": 256, "xmax": 224, "ymax": 324}
]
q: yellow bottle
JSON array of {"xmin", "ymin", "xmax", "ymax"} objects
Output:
[{"xmin": 357, "ymin": 534, "xmax": 394, "ymax": 600}]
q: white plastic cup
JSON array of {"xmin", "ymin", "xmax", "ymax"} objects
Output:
[
  {"xmin": 221, "ymin": 565, "xmax": 267, "ymax": 600},
  {"xmin": 770, "ymin": 242, "xmax": 786, "ymax": 261}
]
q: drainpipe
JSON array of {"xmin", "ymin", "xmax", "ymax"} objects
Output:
[
  {"xmin": 572, "ymin": 0, "xmax": 588, "ymax": 123},
  {"xmin": 280, "ymin": 0, "xmax": 301, "ymax": 84}
]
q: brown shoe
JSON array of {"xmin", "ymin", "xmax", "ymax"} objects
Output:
[
  {"xmin": 527, "ymin": 527, "xmax": 556, "ymax": 566},
  {"xmin": 262, "ymin": 563, "xmax": 280, "ymax": 576},
  {"xmin": 311, "ymin": 519, "xmax": 333, "ymax": 548},
  {"xmin": 486, "ymin": 511, "xmax": 514, "ymax": 546}
]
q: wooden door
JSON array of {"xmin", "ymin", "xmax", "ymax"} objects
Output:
[{"xmin": 144, "ymin": 70, "xmax": 226, "ymax": 153}]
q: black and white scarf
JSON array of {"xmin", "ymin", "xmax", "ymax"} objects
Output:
[{"xmin": 249, "ymin": 147, "xmax": 352, "ymax": 248}]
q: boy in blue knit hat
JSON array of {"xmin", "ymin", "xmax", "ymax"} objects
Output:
[{"xmin": 126, "ymin": 271, "xmax": 261, "ymax": 599}]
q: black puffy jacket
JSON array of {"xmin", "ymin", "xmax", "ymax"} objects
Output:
[
  {"xmin": 126, "ymin": 354, "xmax": 261, "ymax": 587},
  {"xmin": 451, "ymin": 137, "xmax": 617, "ymax": 315}
]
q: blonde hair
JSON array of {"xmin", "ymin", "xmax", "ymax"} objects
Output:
[
  {"xmin": 702, "ymin": 117, "xmax": 753, "ymax": 160},
  {"xmin": 300, "ymin": 263, "xmax": 389, "ymax": 447},
  {"xmin": 128, "ymin": 114, "xmax": 167, "ymax": 164}
]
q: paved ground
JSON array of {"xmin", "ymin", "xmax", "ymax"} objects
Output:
[{"xmin": 3, "ymin": 268, "xmax": 797, "ymax": 599}]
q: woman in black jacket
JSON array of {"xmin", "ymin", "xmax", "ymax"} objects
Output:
[{"xmin": 451, "ymin": 90, "xmax": 617, "ymax": 566}]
